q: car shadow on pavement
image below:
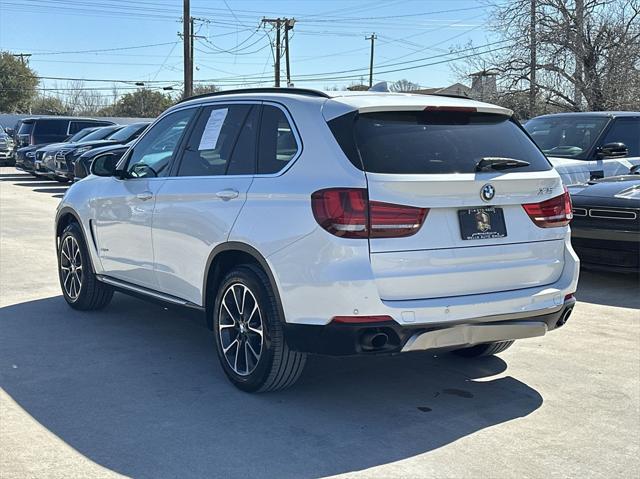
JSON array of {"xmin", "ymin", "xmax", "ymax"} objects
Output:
[
  {"xmin": 577, "ymin": 270, "xmax": 640, "ymax": 309},
  {"xmin": 0, "ymin": 294, "xmax": 543, "ymax": 478},
  {"xmin": 32, "ymin": 187, "xmax": 68, "ymax": 195},
  {"xmin": 15, "ymin": 181, "xmax": 63, "ymax": 188},
  {"xmin": 0, "ymin": 175, "xmax": 46, "ymax": 182},
  {"xmin": 0, "ymin": 172, "xmax": 32, "ymax": 177}
]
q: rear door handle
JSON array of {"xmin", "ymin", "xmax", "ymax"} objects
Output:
[
  {"xmin": 216, "ymin": 189, "xmax": 239, "ymax": 201},
  {"xmin": 136, "ymin": 191, "xmax": 153, "ymax": 201}
]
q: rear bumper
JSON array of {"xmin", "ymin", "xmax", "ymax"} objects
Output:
[
  {"xmin": 269, "ymin": 231, "xmax": 579, "ymax": 328},
  {"xmin": 285, "ymin": 298, "xmax": 575, "ymax": 356}
]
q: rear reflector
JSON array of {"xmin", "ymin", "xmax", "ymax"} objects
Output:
[
  {"xmin": 522, "ymin": 187, "xmax": 573, "ymax": 228},
  {"xmin": 564, "ymin": 293, "xmax": 575, "ymax": 301},
  {"xmin": 311, "ymin": 188, "xmax": 428, "ymax": 239},
  {"xmin": 331, "ymin": 315, "xmax": 393, "ymax": 324}
]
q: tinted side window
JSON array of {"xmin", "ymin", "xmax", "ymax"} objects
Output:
[
  {"xmin": 126, "ymin": 109, "xmax": 195, "ymax": 178},
  {"xmin": 178, "ymin": 104, "xmax": 255, "ymax": 177},
  {"xmin": 257, "ymin": 105, "xmax": 298, "ymax": 174},
  {"xmin": 601, "ymin": 119, "xmax": 640, "ymax": 157},
  {"xmin": 33, "ymin": 119, "xmax": 71, "ymax": 143},
  {"xmin": 34, "ymin": 120, "xmax": 69, "ymax": 135}
]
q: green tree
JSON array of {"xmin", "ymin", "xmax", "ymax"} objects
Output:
[
  {"xmin": 0, "ymin": 52, "xmax": 39, "ymax": 112},
  {"xmin": 109, "ymin": 89, "xmax": 174, "ymax": 117},
  {"xmin": 31, "ymin": 95, "xmax": 68, "ymax": 115}
]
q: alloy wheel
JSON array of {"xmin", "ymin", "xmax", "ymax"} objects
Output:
[
  {"xmin": 60, "ymin": 236, "xmax": 83, "ymax": 301},
  {"xmin": 218, "ymin": 283, "xmax": 264, "ymax": 376}
]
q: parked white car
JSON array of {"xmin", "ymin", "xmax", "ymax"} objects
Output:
[
  {"xmin": 524, "ymin": 112, "xmax": 640, "ymax": 186},
  {"xmin": 55, "ymin": 88, "xmax": 579, "ymax": 392}
]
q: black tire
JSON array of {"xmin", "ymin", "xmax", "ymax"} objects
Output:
[
  {"xmin": 58, "ymin": 222, "xmax": 113, "ymax": 310},
  {"xmin": 212, "ymin": 264, "xmax": 306, "ymax": 392},
  {"xmin": 453, "ymin": 340, "xmax": 514, "ymax": 358}
]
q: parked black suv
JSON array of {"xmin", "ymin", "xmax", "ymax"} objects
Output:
[
  {"xmin": 16, "ymin": 117, "xmax": 115, "ymax": 148},
  {"xmin": 36, "ymin": 125, "xmax": 124, "ymax": 180},
  {"xmin": 52, "ymin": 121, "xmax": 150, "ymax": 181}
]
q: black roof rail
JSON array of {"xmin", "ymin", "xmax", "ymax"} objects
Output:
[{"xmin": 178, "ymin": 87, "xmax": 331, "ymax": 104}]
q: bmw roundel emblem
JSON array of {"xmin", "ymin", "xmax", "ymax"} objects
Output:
[{"xmin": 481, "ymin": 184, "xmax": 495, "ymax": 202}]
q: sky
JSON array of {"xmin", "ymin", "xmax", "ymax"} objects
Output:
[{"xmin": 0, "ymin": 0, "xmax": 501, "ymax": 99}]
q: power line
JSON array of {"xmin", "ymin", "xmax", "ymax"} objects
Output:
[
  {"xmin": 11, "ymin": 40, "xmax": 510, "ymax": 88},
  {"xmin": 28, "ymin": 41, "xmax": 180, "ymax": 56}
]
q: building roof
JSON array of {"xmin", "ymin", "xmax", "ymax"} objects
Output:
[{"xmin": 413, "ymin": 83, "xmax": 471, "ymax": 97}]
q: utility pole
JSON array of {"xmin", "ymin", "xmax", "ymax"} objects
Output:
[
  {"xmin": 11, "ymin": 53, "xmax": 31, "ymax": 65},
  {"xmin": 183, "ymin": 0, "xmax": 192, "ymax": 98},
  {"xmin": 284, "ymin": 19, "xmax": 295, "ymax": 87},
  {"xmin": 529, "ymin": 0, "xmax": 536, "ymax": 118},
  {"xmin": 275, "ymin": 19, "xmax": 281, "ymax": 87},
  {"xmin": 262, "ymin": 18, "xmax": 294, "ymax": 87},
  {"xmin": 366, "ymin": 33, "xmax": 377, "ymax": 88},
  {"xmin": 191, "ymin": 16, "xmax": 195, "ymax": 75},
  {"xmin": 574, "ymin": 0, "xmax": 584, "ymax": 109}
]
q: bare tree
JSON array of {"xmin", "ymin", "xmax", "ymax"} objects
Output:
[
  {"xmin": 453, "ymin": 0, "xmax": 640, "ymax": 115},
  {"xmin": 62, "ymin": 80, "xmax": 85, "ymax": 114},
  {"xmin": 389, "ymin": 79, "xmax": 420, "ymax": 92}
]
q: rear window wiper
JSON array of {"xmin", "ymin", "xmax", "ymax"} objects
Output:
[{"xmin": 475, "ymin": 157, "xmax": 530, "ymax": 171}]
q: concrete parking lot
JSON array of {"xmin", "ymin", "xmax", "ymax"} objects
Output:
[{"xmin": 0, "ymin": 166, "xmax": 638, "ymax": 479}]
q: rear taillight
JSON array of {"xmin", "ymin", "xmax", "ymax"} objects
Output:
[
  {"xmin": 522, "ymin": 187, "xmax": 573, "ymax": 228},
  {"xmin": 311, "ymin": 188, "xmax": 428, "ymax": 239}
]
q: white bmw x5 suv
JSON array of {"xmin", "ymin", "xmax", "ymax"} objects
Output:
[{"xmin": 55, "ymin": 88, "xmax": 579, "ymax": 392}]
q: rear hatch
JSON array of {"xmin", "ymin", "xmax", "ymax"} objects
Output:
[{"xmin": 327, "ymin": 106, "xmax": 570, "ymax": 301}]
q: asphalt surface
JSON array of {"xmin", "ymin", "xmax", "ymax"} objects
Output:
[{"xmin": 1, "ymin": 167, "xmax": 639, "ymax": 479}]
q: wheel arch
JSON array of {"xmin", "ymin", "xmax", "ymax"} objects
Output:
[
  {"xmin": 55, "ymin": 206, "xmax": 97, "ymax": 273},
  {"xmin": 203, "ymin": 242, "xmax": 285, "ymax": 330}
]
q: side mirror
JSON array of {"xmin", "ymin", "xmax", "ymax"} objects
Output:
[
  {"xmin": 597, "ymin": 142, "xmax": 628, "ymax": 159},
  {"xmin": 91, "ymin": 153, "xmax": 119, "ymax": 177},
  {"xmin": 630, "ymin": 164, "xmax": 640, "ymax": 175},
  {"xmin": 5, "ymin": 128, "xmax": 14, "ymax": 136}
]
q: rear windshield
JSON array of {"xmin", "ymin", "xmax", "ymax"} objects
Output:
[
  {"xmin": 68, "ymin": 128, "xmax": 97, "ymax": 142},
  {"xmin": 108, "ymin": 123, "xmax": 147, "ymax": 142},
  {"xmin": 330, "ymin": 111, "xmax": 551, "ymax": 174},
  {"xmin": 81, "ymin": 126, "xmax": 121, "ymax": 142}
]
